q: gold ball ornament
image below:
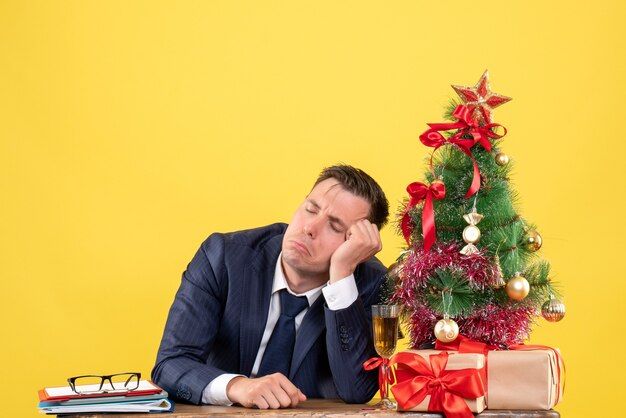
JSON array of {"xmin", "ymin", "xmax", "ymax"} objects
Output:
[
  {"xmin": 386, "ymin": 262, "xmax": 403, "ymax": 285},
  {"xmin": 434, "ymin": 318, "xmax": 459, "ymax": 343},
  {"xmin": 542, "ymin": 296, "xmax": 566, "ymax": 322},
  {"xmin": 524, "ymin": 230, "xmax": 543, "ymax": 252},
  {"xmin": 495, "ymin": 152, "xmax": 510, "ymax": 166},
  {"xmin": 506, "ymin": 273, "xmax": 530, "ymax": 300}
]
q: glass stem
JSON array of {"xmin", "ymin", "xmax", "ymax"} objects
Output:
[{"xmin": 381, "ymin": 361, "xmax": 389, "ymax": 400}]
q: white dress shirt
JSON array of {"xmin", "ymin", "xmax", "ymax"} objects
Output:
[{"xmin": 201, "ymin": 253, "xmax": 359, "ymax": 405}]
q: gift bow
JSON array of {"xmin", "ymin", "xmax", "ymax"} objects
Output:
[
  {"xmin": 401, "ymin": 180, "xmax": 446, "ymax": 250},
  {"xmin": 390, "ymin": 351, "xmax": 485, "ymax": 418},
  {"xmin": 419, "ymin": 105, "xmax": 507, "ymax": 198},
  {"xmin": 362, "ymin": 357, "xmax": 395, "ymax": 399}
]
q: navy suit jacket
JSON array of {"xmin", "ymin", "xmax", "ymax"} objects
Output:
[{"xmin": 152, "ymin": 223, "xmax": 386, "ymax": 405}]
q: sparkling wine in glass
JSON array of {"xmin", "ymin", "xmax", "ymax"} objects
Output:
[{"xmin": 371, "ymin": 304, "xmax": 399, "ymax": 409}]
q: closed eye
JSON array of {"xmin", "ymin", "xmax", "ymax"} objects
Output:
[
  {"xmin": 329, "ymin": 222, "xmax": 344, "ymax": 233},
  {"xmin": 304, "ymin": 199, "xmax": 321, "ymax": 214}
]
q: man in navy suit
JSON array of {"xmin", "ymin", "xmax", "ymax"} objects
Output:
[{"xmin": 152, "ymin": 165, "xmax": 389, "ymax": 409}]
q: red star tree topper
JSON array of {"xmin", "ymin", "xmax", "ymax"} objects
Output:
[{"xmin": 452, "ymin": 70, "xmax": 512, "ymax": 124}]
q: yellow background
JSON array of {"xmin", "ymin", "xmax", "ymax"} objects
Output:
[{"xmin": 1, "ymin": 1, "xmax": 624, "ymax": 416}]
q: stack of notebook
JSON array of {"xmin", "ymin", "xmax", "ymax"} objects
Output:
[{"xmin": 38, "ymin": 379, "xmax": 173, "ymax": 414}]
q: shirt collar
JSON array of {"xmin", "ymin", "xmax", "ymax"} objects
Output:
[{"xmin": 273, "ymin": 253, "xmax": 324, "ymax": 307}]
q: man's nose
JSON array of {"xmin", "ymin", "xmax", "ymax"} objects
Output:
[{"xmin": 303, "ymin": 217, "xmax": 321, "ymax": 238}]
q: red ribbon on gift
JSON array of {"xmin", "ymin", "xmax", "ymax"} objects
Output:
[
  {"xmin": 389, "ymin": 351, "xmax": 485, "ymax": 418},
  {"xmin": 435, "ymin": 334, "xmax": 496, "ymax": 353},
  {"xmin": 419, "ymin": 105, "xmax": 507, "ymax": 199},
  {"xmin": 363, "ymin": 357, "xmax": 395, "ymax": 399},
  {"xmin": 400, "ymin": 180, "xmax": 446, "ymax": 250}
]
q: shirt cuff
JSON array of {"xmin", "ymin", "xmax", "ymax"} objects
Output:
[
  {"xmin": 201, "ymin": 373, "xmax": 243, "ymax": 405},
  {"xmin": 322, "ymin": 274, "xmax": 358, "ymax": 310}
]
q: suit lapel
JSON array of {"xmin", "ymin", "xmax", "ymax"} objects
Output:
[
  {"xmin": 239, "ymin": 234, "xmax": 283, "ymax": 376},
  {"xmin": 290, "ymin": 295, "xmax": 326, "ymax": 379}
]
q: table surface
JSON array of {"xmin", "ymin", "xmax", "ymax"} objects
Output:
[{"xmin": 61, "ymin": 398, "xmax": 561, "ymax": 418}]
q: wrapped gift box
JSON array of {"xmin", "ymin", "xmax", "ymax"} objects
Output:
[
  {"xmin": 391, "ymin": 349, "xmax": 486, "ymax": 415},
  {"xmin": 486, "ymin": 348, "xmax": 564, "ymax": 410}
]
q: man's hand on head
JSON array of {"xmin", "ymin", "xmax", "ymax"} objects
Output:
[
  {"xmin": 329, "ymin": 219, "xmax": 382, "ymax": 283},
  {"xmin": 226, "ymin": 374, "xmax": 306, "ymax": 409}
]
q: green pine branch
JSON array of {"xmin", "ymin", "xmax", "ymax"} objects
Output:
[{"xmin": 423, "ymin": 268, "xmax": 481, "ymax": 317}]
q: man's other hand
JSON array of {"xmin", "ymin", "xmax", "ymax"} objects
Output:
[
  {"xmin": 226, "ymin": 374, "xmax": 307, "ymax": 409},
  {"xmin": 329, "ymin": 219, "xmax": 382, "ymax": 283}
]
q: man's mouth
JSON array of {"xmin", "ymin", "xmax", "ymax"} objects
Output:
[{"xmin": 291, "ymin": 240, "xmax": 310, "ymax": 256}]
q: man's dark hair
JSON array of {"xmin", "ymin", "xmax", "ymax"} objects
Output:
[{"xmin": 313, "ymin": 165, "xmax": 389, "ymax": 229}]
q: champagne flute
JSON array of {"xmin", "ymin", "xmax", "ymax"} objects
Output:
[{"xmin": 371, "ymin": 304, "xmax": 399, "ymax": 409}]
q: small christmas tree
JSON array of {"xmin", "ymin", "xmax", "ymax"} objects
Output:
[{"xmin": 389, "ymin": 71, "xmax": 565, "ymax": 349}]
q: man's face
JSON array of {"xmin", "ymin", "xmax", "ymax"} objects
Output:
[{"xmin": 282, "ymin": 178, "xmax": 371, "ymax": 280}]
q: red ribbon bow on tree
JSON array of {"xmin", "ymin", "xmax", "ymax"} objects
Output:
[
  {"xmin": 419, "ymin": 105, "xmax": 507, "ymax": 199},
  {"xmin": 401, "ymin": 180, "xmax": 446, "ymax": 250},
  {"xmin": 390, "ymin": 351, "xmax": 485, "ymax": 418}
]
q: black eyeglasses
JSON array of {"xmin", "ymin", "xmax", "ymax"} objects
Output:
[{"xmin": 67, "ymin": 372, "xmax": 141, "ymax": 395}]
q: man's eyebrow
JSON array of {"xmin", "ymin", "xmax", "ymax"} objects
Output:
[
  {"xmin": 306, "ymin": 198, "xmax": 321, "ymax": 209},
  {"xmin": 306, "ymin": 198, "xmax": 348, "ymax": 229}
]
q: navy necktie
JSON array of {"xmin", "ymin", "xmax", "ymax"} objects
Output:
[{"xmin": 257, "ymin": 289, "xmax": 309, "ymax": 377}]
